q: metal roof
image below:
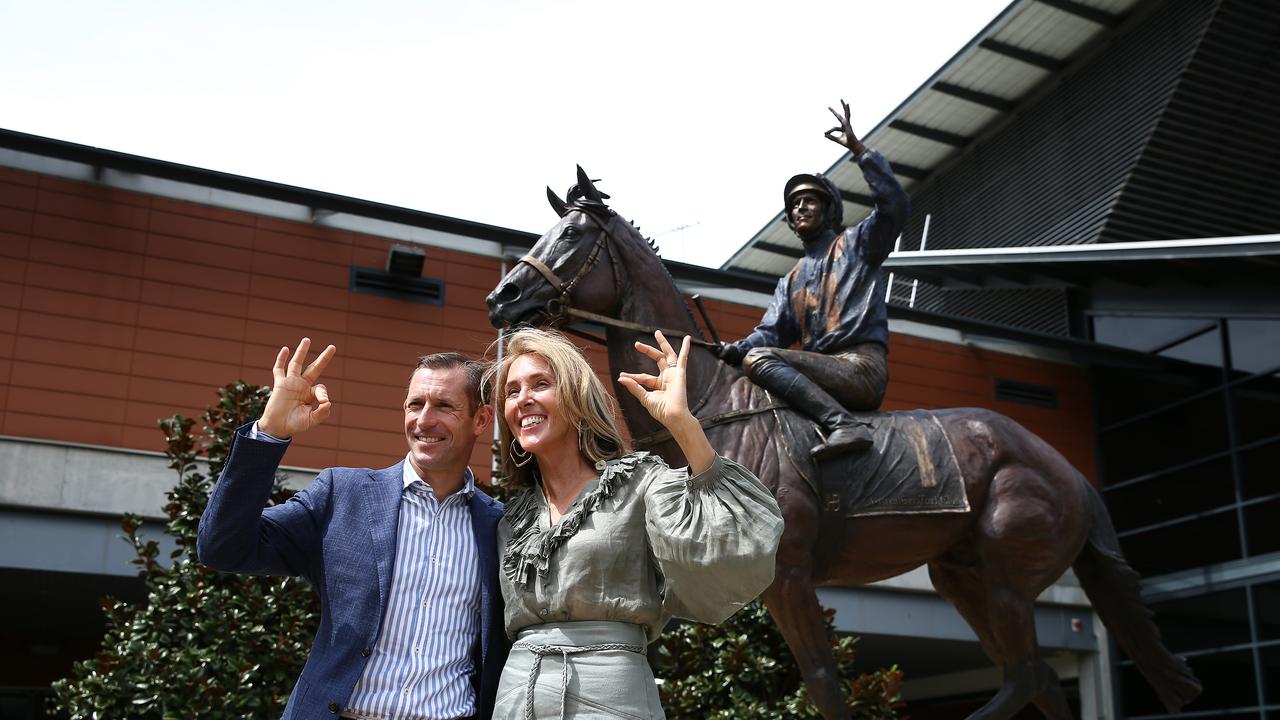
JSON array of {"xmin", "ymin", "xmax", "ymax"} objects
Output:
[
  {"xmin": 883, "ymin": 234, "xmax": 1280, "ymax": 290},
  {"xmin": 725, "ymin": 0, "xmax": 1145, "ymax": 276}
]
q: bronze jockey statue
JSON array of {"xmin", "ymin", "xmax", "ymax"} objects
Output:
[{"xmin": 718, "ymin": 101, "xmax": 910, "ymax": 460}]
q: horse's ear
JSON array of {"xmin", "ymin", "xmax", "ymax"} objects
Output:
[
  {"xmin": 575, "ymin": 165, "xmax": 607, "ymax": 204},
  {"xmin": 547, "ymin": 186, "xmax": 569, "ymax": 218}
]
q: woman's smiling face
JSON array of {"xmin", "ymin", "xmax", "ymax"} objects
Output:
[{"xmin": 504, "ymin": 353, "xmax": 575, "ymax": 456}]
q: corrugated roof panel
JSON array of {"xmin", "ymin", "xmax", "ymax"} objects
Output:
[
  {"xmin": 903, "ymin": 93, "xmax": 1004, "ymax": 137},
  {"xmin": 946, "ymin": 48, "xmax": 1053, "ymax": 97},
  {"xmin": 873, "ymin": 129, "xmax": 957, "ymax": 171},
  {"xmin": 824, "ymin": 159, "xmax": 867, "ymax": 190},
  {"xmin": 1101, "ymin": 0, "xmax": 1280, "ymax": 244},
  {"xmin": 1080, "ymin": 0, "xmax": 1139, "ymax": 11},
  {"xmin": 995, "ymin": 4, "xmax": 1105, "ymax": 57}
]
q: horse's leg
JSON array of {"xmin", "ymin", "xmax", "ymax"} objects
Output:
[
  {"xmin": 928, "ymin": 558, "xmax": 1001, "ymax": 661},
  {"xmin": 944, "ymin": 462, "xmax": 1078, "ymax": 720},
  {"xmin": 933, "ymin": 561, "xmax": 1075, "ymax": 720},
  {"xmin": 764, "ymin": 572, "xmax": 849, "ymax": 720},
  {"xmin": 1031, "ymin": 681, "xmax": 1074, "ymax": 720},
  {"xmin": 986, "ymin": 584, "xmax": 1074, "ymax": 720},
  {"xmin": 763, "ymin": 483, "xmax": 850, "ymax": 720}
]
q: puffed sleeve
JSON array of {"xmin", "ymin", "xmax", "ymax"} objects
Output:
[{"xmin": 643, "ymin": 454, "xmax": 783, "ymax": 624}]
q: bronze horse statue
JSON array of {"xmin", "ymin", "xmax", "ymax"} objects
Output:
[{"xmin": 485, "ymin": 169, "xmax": 1201, "ymax": 719}]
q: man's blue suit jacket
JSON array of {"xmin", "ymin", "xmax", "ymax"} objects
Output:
[{"xmin": 197, "ymin": 424, "xmax": 508, "ymax": 719}]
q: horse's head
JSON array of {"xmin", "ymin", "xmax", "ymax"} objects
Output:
[{"xmin": 487, "ymin": 167, "xmax": 633, "ymax": 329}]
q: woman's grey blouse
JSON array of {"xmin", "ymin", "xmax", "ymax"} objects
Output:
[{"xmin": 498, "ymin": 452, "xmax": 784, "ymax": 642}]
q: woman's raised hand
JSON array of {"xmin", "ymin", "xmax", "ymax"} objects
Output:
[{"xmin": 618, "ymin": 330, "xmax": 693, "ymax": 429}]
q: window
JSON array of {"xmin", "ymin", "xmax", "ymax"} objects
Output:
[{"xmin": 1228, "ymin": 319, "xmax": 1280, "ymax": 376}]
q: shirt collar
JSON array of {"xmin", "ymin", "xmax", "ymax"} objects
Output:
[{"xmin": 401, "ymin": 454, "xmax": 476, "ymax": 498}]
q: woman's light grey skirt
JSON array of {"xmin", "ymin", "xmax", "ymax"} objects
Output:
[{"xmin": 492, "ymin": 621, "xmax": 664, "ymax": 720}]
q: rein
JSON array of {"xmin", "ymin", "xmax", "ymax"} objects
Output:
[
  {"xmin": 563, "ymin": 307, "xmax": 717, "ymax": 349},
  {"xmin": 630, "ymin": 402, "xmax": 788, "ymax": 449}
]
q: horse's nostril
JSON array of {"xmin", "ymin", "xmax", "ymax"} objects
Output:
[{"xmin": 494, "ymin": 283, "xmax": 521, "ymax": 304}]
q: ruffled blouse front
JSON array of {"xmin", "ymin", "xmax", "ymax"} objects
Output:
[{"xmin": 498, "ymin": 452, "xmax": 784, "ymax": 642}]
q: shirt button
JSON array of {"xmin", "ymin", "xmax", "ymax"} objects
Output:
[{"xmin": 540, "ymin": 608, "xmax": 549, "ymax": 616}]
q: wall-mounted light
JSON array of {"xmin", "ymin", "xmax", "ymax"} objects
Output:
[{"xmin": 387, "ymin": 245, "xmax": 425, "ymax": 277}]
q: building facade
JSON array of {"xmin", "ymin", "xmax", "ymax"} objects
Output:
[
  {"xmin": 730, "ymin": 0, "xmax": 1280, "ymax": 716},
  {"xmin": 0, "ymin": 129, "xmax": 1102, "ymax": 717}
]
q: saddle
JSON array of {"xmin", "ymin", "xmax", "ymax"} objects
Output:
[{"xmin": 778, "ymin": 408, "xmax": 971, "ymax": 518}]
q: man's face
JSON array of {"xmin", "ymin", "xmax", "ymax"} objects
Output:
[
  {"xmin": 788, "ymin": 191, "xmax": 827, "ymax": 237},
  {"xmin": 403, "ymin": 367, "xmax": 492, "ymax": 481}
]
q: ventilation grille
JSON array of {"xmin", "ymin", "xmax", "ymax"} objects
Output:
[
  {"xmin": 350, "ymin": 267, "xmax": 445, "ymax": 305},
  {"xmin": 994, "ymin": 379, "xmax": 1058, "ymax": 408}
]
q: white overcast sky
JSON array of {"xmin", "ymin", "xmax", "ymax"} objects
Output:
[{"xmin": 1, "ymin": 0, "xmax": 1009, "ymax": 267}]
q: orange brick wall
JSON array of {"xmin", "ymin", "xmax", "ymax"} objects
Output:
[
  {"xmin": 0, "ymin": 166, "xmax": 504, "ymax": 480},
  {"xmin": 0, "ymin": 165, "xmax": 1097, "ymax": 485}
]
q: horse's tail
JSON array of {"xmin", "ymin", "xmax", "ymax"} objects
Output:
[{"xmin": 1072, "ymin": 485, "xmax": 1201, "ymax": 712}]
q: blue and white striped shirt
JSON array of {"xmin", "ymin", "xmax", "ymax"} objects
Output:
[{"xmin": 344, "ymin": 456, "xmax": 481, "ymax": 720}]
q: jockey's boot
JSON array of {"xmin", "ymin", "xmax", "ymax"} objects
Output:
[{"xmin": 747, "ymin": 354, "xmax": 873, "ymax": 460}]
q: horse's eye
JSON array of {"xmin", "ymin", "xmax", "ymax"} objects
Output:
[{"xmin": 562, "ymin": 226, "xmax": 580, "ymax": 240}]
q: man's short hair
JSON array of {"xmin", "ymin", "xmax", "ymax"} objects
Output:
[{"xmin": 412, "ymin": 353, "xmax": 490, "ymax": 413}]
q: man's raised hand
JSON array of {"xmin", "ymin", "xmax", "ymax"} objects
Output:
[
  {"xmin": 257, "ymin": 337, "xmax": 337, "ymax": 439},
  {"xmin": 823, "ymin": 99, "xmax": 867, "ymax": 157}
]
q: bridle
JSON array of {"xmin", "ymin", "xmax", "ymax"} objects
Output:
[
  {"xmin": 509, "ymin": 206, "xmax": 785, "ymax": 448},
  {"xmin": 514, "ymin": 207, "xmax": 717, "ymax": 348},
  {"xmin": 514, "ymin": 207, "xmax": 613, "ymax": 329}
]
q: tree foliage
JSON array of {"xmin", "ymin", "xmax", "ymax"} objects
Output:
[
  {"xmin": 652, "ymin": 600, "xmax": 904, "ymax": 719},
  {"xmin": 53, "ymin": 383, "xmax": 320, "ymax": 720}
]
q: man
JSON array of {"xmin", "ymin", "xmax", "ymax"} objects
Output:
[
  {"xmin": 197, "ymin": 338, "xmax": 507, "ymax": 720},
  {"xmin": 719, "ymin": 101, "xmax": 910, "ymax": 460}
]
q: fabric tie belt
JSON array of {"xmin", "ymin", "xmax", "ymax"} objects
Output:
[{"xmin": 512, "ymin": 622, "xmax": 646, "ymax": 720}]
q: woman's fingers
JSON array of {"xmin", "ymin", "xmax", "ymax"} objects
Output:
[
  {"xmin": 619, "ymin": 371, "xmax": 660, "ymax": 389},
  {"xmin": 676, "ymin": 335, "xmax": 691, "ymax": 369},
  {"xmin": 632, "ymin": 340, "xmax": 663, "ymax": 363},
  {"xmin": 653, "ymin": 330, "xmax": 676, "ymax": 360},
  {"xmin": 617, "ymin": 376, "xmax": 648, "ymax": 403}
]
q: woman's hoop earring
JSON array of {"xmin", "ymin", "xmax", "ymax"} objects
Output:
[{"xmin": 511, "ymin": 438, "xmax": 533, "ymax": 467}]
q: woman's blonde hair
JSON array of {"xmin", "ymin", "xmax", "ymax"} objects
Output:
[{"xmin": 485, "ymin": 328, "xmax": 628, "ymax": 489}]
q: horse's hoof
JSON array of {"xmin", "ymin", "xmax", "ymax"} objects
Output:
[{"xmin": 812, "ymin": 427, "xmax": 874, "ymax": 460}]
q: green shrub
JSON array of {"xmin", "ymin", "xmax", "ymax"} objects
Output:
[
  {"xmin": 52, "ymin": 383, "xmax": 320, "ymax": 720},
  {"xmin": 652, "ymin": 600, "xmax": 904, "ymax": 719}
]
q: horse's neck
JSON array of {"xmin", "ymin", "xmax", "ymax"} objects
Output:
[{"xmin": 606, "ymin": 246, "xmax": 719, "ymax": 437}]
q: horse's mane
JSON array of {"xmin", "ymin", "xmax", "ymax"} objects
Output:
[{"xmin": 567, "ymin": 197, "xmax": 707, "ymax": 343}]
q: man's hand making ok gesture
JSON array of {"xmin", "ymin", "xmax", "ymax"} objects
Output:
[{"xmin": 257, "ymin": 337, "xmax": 337, "ymax": 439}]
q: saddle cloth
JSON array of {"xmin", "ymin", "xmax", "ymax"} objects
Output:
[{"xmin": 779, "ymin": 408, "xmax": 971, "ymax": 518}]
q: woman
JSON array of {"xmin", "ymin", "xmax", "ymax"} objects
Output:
[{"xmin": 487, "ymin": 327, "xmax": 783, "ymax": 720}]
